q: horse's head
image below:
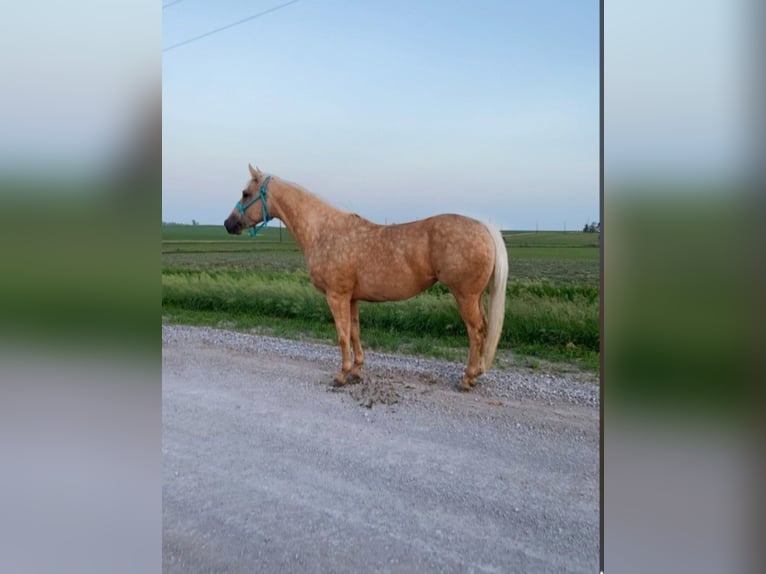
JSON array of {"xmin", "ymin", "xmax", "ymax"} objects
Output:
[{"xmin": 224, "ymin": 163, "xmax": 269, "ymax": 235}]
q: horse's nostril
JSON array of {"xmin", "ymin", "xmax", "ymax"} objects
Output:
[{"xmin": 224, "ymin": 217, "xmax": 243, "ymax": 235}]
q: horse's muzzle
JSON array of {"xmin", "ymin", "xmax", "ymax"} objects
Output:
[{"xmin": 224, "ymin": 216, "xmax": 242, "ymax": 235}]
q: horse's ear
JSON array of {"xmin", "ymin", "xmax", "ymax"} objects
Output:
[{"xmin": 248, "ymin": 163, "xmax": 261, "ymax": 179}]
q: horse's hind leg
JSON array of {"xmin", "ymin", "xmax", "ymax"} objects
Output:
[
  {"xmin": 326, "ymin": 292, "xmax": 353, "ymax": 385},
  {"xmin": 453, "ymin": 293, "xmax": 486, "ymax": 391},
  {"xmin": 478, "ymin": 299, "xmax": 488, "ymax": 374},
  {"xmin": 349, "ymin": 300, "xmax": 364, "ymax": 381}
]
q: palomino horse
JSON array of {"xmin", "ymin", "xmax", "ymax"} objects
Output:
[{"xmin": 224, "ymin": 165, "xmax": 508, "ymax": 391}]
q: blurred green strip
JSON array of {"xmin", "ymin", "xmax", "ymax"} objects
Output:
[
  {"xmin": 0, "ymin": 182, "xmax": 158, "ymax": 352},
  {"xmin": 605, "ymin": 189, "xmax": 757, "ymax": 421}
]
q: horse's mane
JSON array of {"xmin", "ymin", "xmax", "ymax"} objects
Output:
[
  {"xmin": 274, "ymin": 176, "xmax": 368, "ymax": 220},
  {"xmin": 276, "ymin": 177, "xmax": 324, "ymax": 203},
  {"xmin": 249, "ymin": 174, "xmax": 324, "ymax": 203}
]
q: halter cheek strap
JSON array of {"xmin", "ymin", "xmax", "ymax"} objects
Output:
[{"xmin": 236, "ymin": 175, "xmax": 273, "ymax": 237}]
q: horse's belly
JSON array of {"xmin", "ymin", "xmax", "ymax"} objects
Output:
[{"xmin": 353, "ymin": 274, "xmax": 435, "ymax": 302}]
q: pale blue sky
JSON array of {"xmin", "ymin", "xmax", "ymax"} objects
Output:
[{"xmin": 162, "ymin": 0, "xmax": 599, "ymax": 229}]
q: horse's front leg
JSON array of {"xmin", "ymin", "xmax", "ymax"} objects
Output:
[
  {"xmin": 348, "ymin": 299, "xmax": 364, "ymax": 381},
  {"xmin": 326, "ymin": 292, "xmax": 353, "ymax": 385}
]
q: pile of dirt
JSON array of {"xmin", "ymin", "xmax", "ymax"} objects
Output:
[
  {"xmin": 349, "ymin": 377, "xmax": 400, "ymax": 408},
  {"xmin": 327, "ymin": 374, "xmax": 401, "ymax": 408}
]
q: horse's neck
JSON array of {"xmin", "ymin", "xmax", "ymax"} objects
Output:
[{"xmin": 269, "ymin": 180, "xmax": 341, "ymax": 251}]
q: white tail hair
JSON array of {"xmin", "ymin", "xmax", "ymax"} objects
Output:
[{"xmin": 481, "ymin": 223, "xmax": 508, "ymax": 370}]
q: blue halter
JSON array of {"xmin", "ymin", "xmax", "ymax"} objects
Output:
[{"xmin": 236, "ymin": 175, "xmax": 273, "ymax": 237}]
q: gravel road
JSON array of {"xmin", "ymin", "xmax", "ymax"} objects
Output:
[{"xmin": 163, "ymin": 325, "xmax": 599, "ymax": 573}]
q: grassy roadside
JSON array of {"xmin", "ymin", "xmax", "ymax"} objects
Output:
[{"xmin": 161, "ymin": 270, "xmax": 599, "ymax": 373}]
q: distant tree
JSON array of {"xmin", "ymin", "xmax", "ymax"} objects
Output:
[
  {"xmin": 584, "ymin": 221, "xmax": 599, "ymax": 233},
  {"xmin": 192, "ymin": 219, "xmax": 199, "ymax": 226}
]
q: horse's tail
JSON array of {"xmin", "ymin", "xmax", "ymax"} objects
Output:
[{"xmin": 482, "ymin": 223, "xmax": 508, "ymax": 371}]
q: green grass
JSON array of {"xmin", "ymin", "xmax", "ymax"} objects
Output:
[
  {"xmin": 161, "ymin": 225, "xmax": 600, "ymax": 373},
  {"xmin": 508, "ymin": 246, "xmax": 598, "ymax": 261},
  {"xmin": 161, "ymin": 271, "xmax": 598, "ymax": 371},
  {"xmin": 163, "ymin": 251, "xmax": 599, "ymax": 286},
  {"xmin": 505, "ymin": 230, "xmax": 600, "ymax": 248},
  {"xmin": 163, "ymin": 224, "xmax": 248, "ymax": 241},
  {"xmin": 162, "ymin": 224, "xmax": 296, "ymax": 243},
  {"xmin": 163, "ymin": 251, "xmax": 307, "ymax": 273}
]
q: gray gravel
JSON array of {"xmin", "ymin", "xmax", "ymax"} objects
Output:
[
  {"xmin": 162, "ymin": 325, "xmax": 599, "ymax": 408},
  {"xmin": 163, "ymin": 324, "xmax": 599, "ymax": 573}
]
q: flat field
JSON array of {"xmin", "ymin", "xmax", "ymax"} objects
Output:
[{"xmin": 162, "ymin": 224, "xmax": 600, "ymax": 372}]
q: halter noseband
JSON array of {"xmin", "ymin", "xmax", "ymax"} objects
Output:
[{"xmin": 236, "ymin": 175, "xmax": 273, "ymax": 237}]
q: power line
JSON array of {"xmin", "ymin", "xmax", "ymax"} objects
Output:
[
  {"xmin": 162, "ymin": 0, "xmax": 301, "ymax": 53},
  {"xmin": 162, "ymin": 0, "xmax": 185, "ymax": 9}
]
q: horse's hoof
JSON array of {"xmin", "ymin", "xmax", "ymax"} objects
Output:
[
  {"xmin": 332, "ymin": 377, "xmax": 347, "ymax": 387},
  {"xmin": 345, "ymin": 373, "xmax": 362, "ymax": 385},
  {"xmin": 458, "ymin": 381, "xmax": 472, "ymax": 392}
]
